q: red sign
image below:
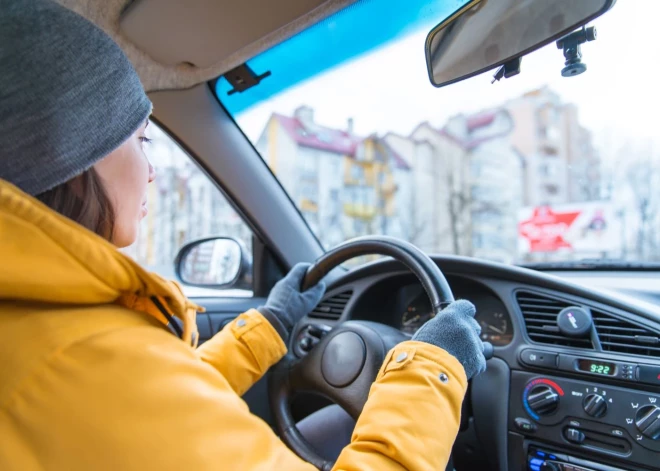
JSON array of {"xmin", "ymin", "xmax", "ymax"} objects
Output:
[{"xmin": 518, "ymin": 206, "xmax": 581, "ymax": 252}]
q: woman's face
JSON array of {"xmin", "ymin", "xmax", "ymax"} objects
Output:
[{"xmin": 94, "ymin": 121, "xmax": 155, "ymax": 247}]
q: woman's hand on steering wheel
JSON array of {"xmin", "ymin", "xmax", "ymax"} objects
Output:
[
  {"xmin": 258, "ymin": 263, "xmax": 326, "ymax": 338},
  {"xmin": 412, "ymin": 299, "xmax": 487, "ymax": 380}
]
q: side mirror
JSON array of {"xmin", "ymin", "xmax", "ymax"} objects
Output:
[{"xmin": 175, "ymin": 237, "xmax": 252, "ymax": 290}]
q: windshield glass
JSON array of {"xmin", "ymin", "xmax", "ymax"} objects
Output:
[{"xmin": 217, "ymin": 0, "xmax": 660, "ymax": 268}]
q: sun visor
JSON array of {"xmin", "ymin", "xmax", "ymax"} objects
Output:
[{"xmin": 120, "ymin": 0, "xmax": 332, "ymax": 68}]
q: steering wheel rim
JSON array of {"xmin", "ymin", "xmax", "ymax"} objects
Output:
[
  {"xmin": 270, "ymin": 236, "xmax": 456, "ymax": 470},
  {"xmin": 301, "ymin": 235, "xmax": 455, "ymax": 309}
]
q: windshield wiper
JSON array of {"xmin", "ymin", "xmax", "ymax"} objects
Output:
[{"xmin": 521, "ymin": 259, "xmax": 660, "ymax": 271}]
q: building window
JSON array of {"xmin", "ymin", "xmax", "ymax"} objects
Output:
[
  {"xmin": 365, "ymin": 187, "xmax": 376, "ymax": 206},
  {"xmin": 330, "ymin": 157, "xmax": 341, "ymax": 175},
  {"xmin": 474, "ymin": 233, "xmax": 504, "ymax": 250},
  {"xmin": 343, "ymin": 185, "xmax": 355, "ymax": 203},
  {"xmin": 471, "ymin": 160, "xmax": 483, "ymax": 178},
  {"xmin": 300, "ymin": 182, "xmax": 318, "ymax": 203},
  {"xmin": 350, "ymin": 164, "xmax": 364, "ymax": 182},
  {"xmin": 300, "ymin": 153, "xmax": 318, "ymax": 179},
  {"xmin": 547, "ymin": 125, "xmax": 560, "ymax": 142},
  {"xmin": 473, "ymin": 210, "xmax": 501, "ymax": 225},
  {"xmin": 544, "ymin": 184, "xmax": 559, "ymax": 195},
  {"xmin": 539, "ymin": 163, "xmax": 557, "ymax": 177},
  {"xmin": 471, "ymin": 185, "xmax": 498, "ymax": 201}
]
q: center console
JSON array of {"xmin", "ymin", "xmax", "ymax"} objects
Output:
[{"xmin": 508, "ymin": 349, "xmax": 660, "ymax": 471}]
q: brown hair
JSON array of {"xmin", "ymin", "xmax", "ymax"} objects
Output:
[{"xmin": 35, "ymin": 167, "xmax": 115, "ymax": 241}]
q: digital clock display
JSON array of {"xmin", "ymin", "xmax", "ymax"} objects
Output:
[{"xmin": 577, "ymin": 359, "xmax": 617, "ymax": 376}]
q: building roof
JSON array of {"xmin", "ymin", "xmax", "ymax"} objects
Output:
[
  {"xmin": 435, "ymin": 128, "xmax": 468, "ymax": 149},
  {"xmin": 407, "ymin": 122, "xmax": 467, "ymax": 150},
  {"xmin": 464, "ymin": 134, "xmax": 507, "ymax": 150},
  {"xmin": 446, "ymin": 109, "xmax": 513, "ymax": 149},
  {"xmin": 274, "ymin": 113, "xmax": 360, "ymax": 156},
  {"xmin": 273, "ymin": 113, "xmax": 410, "ymax": 170},
  {"xmin": 466, "ymin": 112, "xmax": 496, "ymax": 131},
  {"xmin": 374, "ymin": 138, "xmax": 411, "ymax": 170},
  {"xmin": 270, "ymin": 107, "xmax": 512, "ymax": 169},
  {"xmin": 398, "ymin": 114, "xmax": 514, "ymax": 153}
]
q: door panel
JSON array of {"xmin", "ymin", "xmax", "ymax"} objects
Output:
[{"xmin": 196, "ymin": 297, "xmax": 267, "ymax": 342}]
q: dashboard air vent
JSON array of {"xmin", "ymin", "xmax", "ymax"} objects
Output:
[
  {"xmin": 592, "ymin": 310, "xmax": 660, "ymax": 358},
  {"xmin": 516, "ymin": 291, "xmax": 593, "ymax": 349},
  {"xmin": 308, "ymin": 291, "xmax": 353, "ymax": 321}
]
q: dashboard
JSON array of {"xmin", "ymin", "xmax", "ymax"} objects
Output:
[{"xmin": 296, "ymin": 256, "xmax": 660, "ymax": 471}]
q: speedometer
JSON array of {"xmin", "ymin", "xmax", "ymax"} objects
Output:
[
  {"xmin": 400, "ymin": 297, "xmax": 434, "ymax": 335},
  {"xmin": 476, "ymin": 295, "xmax": 513, "ymax": 346},
  {"xmin": 478, "ymin": 310, "xmax": 511, "ymax": 345}
]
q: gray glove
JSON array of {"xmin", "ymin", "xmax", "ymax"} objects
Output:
[
  {"xmin": 412, "ymin": 300, "xmax": 487, "ymax": 380},
  {"xmin": 258, "ymin": 263, "xmax": 326, "ymax": 338}
]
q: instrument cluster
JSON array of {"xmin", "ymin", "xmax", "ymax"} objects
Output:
[{"xmin": 397, "ymin": 284, "xmax": 513, "ymax": 346}]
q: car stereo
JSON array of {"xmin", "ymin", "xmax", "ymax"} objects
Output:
[{"xmin": 528, "ymin": 447, "xmax": 632, "ymax": 471}]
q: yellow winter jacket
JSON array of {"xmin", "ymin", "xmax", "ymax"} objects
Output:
[{"xmin": 0, "ymin": 179, "xmax": 468, "ymax": 470}]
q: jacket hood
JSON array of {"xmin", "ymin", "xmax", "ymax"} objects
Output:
[{"xmin": 0, "ymin": 179, "xmax": 201, "ymax": 345}]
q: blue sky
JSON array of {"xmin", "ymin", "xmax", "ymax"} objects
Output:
[{"xmin": 216, "ymin": 0, "xmax": 469, "ymax": 114}]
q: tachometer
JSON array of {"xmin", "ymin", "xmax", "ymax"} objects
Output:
[{"xmin": 477, "ymin": 303, "xmax": 513, "ymax": 346}]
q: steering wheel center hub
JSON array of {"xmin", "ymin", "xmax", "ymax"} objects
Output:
[{"xmin": 321, "ymin": 331, "xmax": 366, "ymax": 387}]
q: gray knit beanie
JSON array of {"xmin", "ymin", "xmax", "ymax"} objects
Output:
[{"xmin": 0, "ymin": 0, "xmax": 152, "ymax": 196}]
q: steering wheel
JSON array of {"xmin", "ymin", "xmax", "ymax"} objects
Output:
[{"xmin": 269, "ymin": 236, "xmax": 490, "ymax": 470}]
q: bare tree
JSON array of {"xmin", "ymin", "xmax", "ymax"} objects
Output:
[
  {"xmin": 626, "ymin": 157, "xmax": 658, "ymax": 259},
  {"xmin": 407, "ymin": 196, "xmax": 428, "ymax": 247},
  {"xmin": 446, "ymin": 169, "xmax": 471, "ymax": 256},
  {"xmin": 610, "ymin": 138, "xmax": 660, "ymax": 260}
]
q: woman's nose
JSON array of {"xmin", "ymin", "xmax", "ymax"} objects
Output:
[{"xmin": 148, "ymin": 160, "xmax": 156, "ymax": 183}]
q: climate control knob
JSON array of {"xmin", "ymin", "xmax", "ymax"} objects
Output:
[
  {"xmin": 583, "ymin": 394, "xmax": 607, "ymax": 418},
  {"xmin": 527, "ymin": 385, "xmax": 560, "ymax": 416},
  {"xmin": 635, "ymin": 405, "xmax": 660, "ymax": 440}
]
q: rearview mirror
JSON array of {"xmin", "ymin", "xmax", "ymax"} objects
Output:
[
  {"xmin": 175, "ymin": 237, "xmax": 251, "ymax": 289},
  {"xmin": 425, "ymin": 0, "xmax": 615, "ymax": 88}
]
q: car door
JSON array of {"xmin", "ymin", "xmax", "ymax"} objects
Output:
[{"xmin": 123, "ymin": 121, "xmax": 277, "ymax": 426}]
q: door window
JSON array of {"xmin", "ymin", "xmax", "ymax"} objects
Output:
[{"xmin": 122, "ymin": 123, "xmax": 254, "ymax": 296}]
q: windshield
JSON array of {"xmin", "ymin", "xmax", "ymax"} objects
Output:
[{"xmin": 217, "ymin": 0, "xmax": 660, "ymax": 268}]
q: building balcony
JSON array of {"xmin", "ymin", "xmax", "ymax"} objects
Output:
[
  {"xmin": 343, "ymin": 203, "xmax": 377, "ymax": 220},
  {"xmin": 539, "ymin": 136, "xmax": 560, "ymax": 156},
  {"xmin": 379, "ymin": 180, "xmax": 397, "ymax": 195}
]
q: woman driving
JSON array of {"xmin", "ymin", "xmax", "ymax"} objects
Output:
[{"xmin": 0, "ymin": 1, "xmax": 486, "ymax": 469}]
